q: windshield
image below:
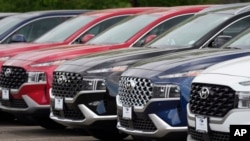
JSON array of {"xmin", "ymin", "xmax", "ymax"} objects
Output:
[
  {"xmin": 146, "ymin": 13, "xmax": 232, "ymax": 48},
  {"xmin": 222, "ymin": 27, "xmax": 250, "ymax": 49},
  {"xmin": 0, "ymin": 16, "xmax": 24, "ymax": 35},
  {"xmin": 86, "ymin": 14, "xmax": 160, "ymax": 45},
  {"xmin": 34, "ymin": 16, "xmax": 96, "ymax": 43}
]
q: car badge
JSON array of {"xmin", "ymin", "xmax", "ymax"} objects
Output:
[
  {"xmin": 199, "ymin": 87, "xmax": 210, "ymax": 99},
  {"xmin": 57, "ymin": 75, "xmax": 68, "ymax": 84},
  {"xmin": 126, "ymin": 79, "xmax": 136, "ymax": 90},
  {"xmin": 4, "ymin": 68, "xmax": 12, "ymax": 77}
]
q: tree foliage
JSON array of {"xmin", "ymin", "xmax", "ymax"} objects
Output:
[{"xmin": 0, "ymin": 0, "xmax": 248, "ymax": 12}]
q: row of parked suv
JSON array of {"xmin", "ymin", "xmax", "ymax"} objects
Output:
[{"xmin": 0, "ymin": 2, "xmax": 250, "ymax": 141}]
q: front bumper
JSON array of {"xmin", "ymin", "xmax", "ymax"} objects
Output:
[
  {"xmin": 187, "ymin": 103, "xmax": 250, "ymax": 141},
  {"xmin": 116, "ymin": 95, "xmax": 187, "ymax": 138},
  {"xmin": 0, "ymin": 83, "xmax": 50, "ymax": 115},
  {"xmin": 49, "ymin": 88, "xmax": 117, "ymax": 128}
]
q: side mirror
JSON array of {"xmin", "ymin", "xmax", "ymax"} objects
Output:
[
  {"xmin": 144, "ymin": 34, "xmax": 157, "ymax": 45},
  {"xmin": 10, "ymin": 34, "xmax": 26, "ymax": 43},
  {"xmin": 212, "ymin": 35, "xmax": 232, "ymax": 48},
  {"xmin": 81, "ymin": 34, "xmax": 95, "ymax": 44}
]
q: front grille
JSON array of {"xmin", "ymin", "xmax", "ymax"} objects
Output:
[
  {"xmin": 51, "ymin": 101, "xmax": 84, "ymax": 120},
  {"xmin": 52, "ymin": 71, "xmax": 83, "ymax": 98},
  {"xmin": 118, "ymin": 112, "xmax": 157, "ymax": 131},
  {"xmin": 189, "ymin": 83, "xmax": 236, "ymax": 117},
  {"xmin": 188, "ymin": 127, "xmax": 230, "ymax": 141},
  {"xmin": 0, "ymin": 66, "xmax": 28, "ymax": 89},
  {"xmin": 0, "ymin": 99, "xmax": 28, "ymax": 108},
  {"xmin": 118, "ymin": 76, "xmax": 153, "ymax": 107}
]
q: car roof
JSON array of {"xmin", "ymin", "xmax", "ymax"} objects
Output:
[
  {"xmin": 8, "ymin": 9, "xmax": 91, "ymax": 19},
  {"xmin": 0, "ymin": 12, "xmax": 19, "ymax": 18},
  {"xmin": 81, "ymin": 7, "xmax": 160, "ymax": 17},
  {"xmin": 198, "ymin": 2, "xmax": 250, "ymax": 14},
  {"xmin": 142, "ymin": 5, "xmax": 212, "ymax": 15}
]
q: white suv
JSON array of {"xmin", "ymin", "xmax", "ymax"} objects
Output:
[{"xmin": 187, "ymin": 55, "xmax": 250, "ymax": 141}]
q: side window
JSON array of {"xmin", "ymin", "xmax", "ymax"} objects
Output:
[
  {"xmin": 209, "ymin": 16, "xmax": 250, "ymax": 48},
  {"xmin": 133, "ymin": 14, "xmax": 193, "ymax": 47},
  {"xmin": 73, "ymin": 16, "xmax": 128, "ymax": 44},
  {"xmin": 4, "ymin": 17, "xmax": 70, "ymax": 43}
]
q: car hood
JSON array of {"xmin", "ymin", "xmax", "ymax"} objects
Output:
[
  {"xmin": 0, "ymin": 42, "xmax": 53, "ymax": 55},
  {"xmin": 8, "ymin": 44, "xmax": 111, "ymax": 63},
  {"xmin": 201, "ymin": 55, "xmax": 250, "ymax": 78},
  {"xmin": 56, "ymin": 47, "xmax": 189, "ymax": 73},
  {"xmin": 121, "ymin": 49, "xmax": 250, "ymax": 79}
]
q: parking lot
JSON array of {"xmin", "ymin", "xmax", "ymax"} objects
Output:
[{"xmin": 0, "ymin": 119, "xmax": 133, "ymax": 141}]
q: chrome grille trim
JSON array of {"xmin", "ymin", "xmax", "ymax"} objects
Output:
[
  {"xmin": 118, "ymin": 76, "xmax": 153, "ymax": 107},
  {"xmin": 189, "ymin": 83, "xmax": 237, "ymax": 117},
  {"xmin": 52, "ymin": 71, "xmax": 83, "ymax": 98},
  {"xmin": 0, "ymin": 66, "xmax": 28, "ymax": 89}
]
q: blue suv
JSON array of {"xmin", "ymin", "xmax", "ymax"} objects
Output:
[{"xmin": 116, "ymin": 26, "xmax": 250, "ymax": 140}]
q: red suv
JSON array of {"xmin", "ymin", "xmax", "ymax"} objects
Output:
[
  {"xmin": 0, "ymin": 5, "xmax": 210, "ymax": 133},
  {"xmin": 0, "ymin": 7, "xmax": 154, "ymax": 67}
]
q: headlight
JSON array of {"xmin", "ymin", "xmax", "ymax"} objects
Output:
[
  {"xmin": 239, "ymin": 81, "xmax": 250, "ymax": 86},
  {"xmin": 153, "ymin": 84, "xmax": 180, "ymax": 98},
  {"xmin": 158, "ymin": 70, "xmax": 203, "ymax": 79},
  {"xmin": 30, "ymin": 60, "xmax": 67, "ymax": 67},
  {"xmin": 87, "ymin": 65, "xmax": 128, "ymax": 73},
  {"xmin": 0, "ymin": 56, "xmax": 10, "ymax": 62},
  {"xmin": 237, "ymin": 91, "xmax": 250, "ymax": 108},
  {"xmin": 82, "ymin": 79, "xmax": 105, "ymax": 91},
  {"xmin": 28, "ymin": 72, "xmax": 46, "ymax": 83}
]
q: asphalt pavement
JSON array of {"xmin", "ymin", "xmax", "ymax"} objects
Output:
[{"xmin": 0, "ymin": 118, "xmax": 133, "ymax": 141}]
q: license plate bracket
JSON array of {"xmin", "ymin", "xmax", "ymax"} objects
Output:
[
  {"xmin": 195, "ymin": 116, "xmax": 208, "ymax": 133},
  {"xmin": 54, "ymin": 97, "xmax": 64, "ymax": 110},
  {"xmin": 122, "ymin": 106, "xmax": 132, "ymax": 120},
  {"xmin": 2, "ymin": 88, "xmax": 10, "ymax": 100}
]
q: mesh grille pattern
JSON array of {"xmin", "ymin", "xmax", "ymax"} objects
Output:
[
  {"xmin": 52, "ymin": 71, "xmax": 83, "ymax": 98},
  {"xmin": 0, "ymin": 99, "xmax": 28, "ymax": 108},
  {"xmin": 51, "ymin": 101, "xmax": 84, "ymax": 120},
  {"xmin": 118, "ymin": 112, "xmax": 156, "ymax": 131},
  {"xmin": 118, "ymin": 76, "xmax": 153, "ymax": 107},
  {"xmin": 189, "ymin": 83, "xmax": 236, "ymax": 117},
  {"xmin": 188, "ymin": 127, "xmax": 230, "ymax": 141},
  {"xmin": 0, "ymin": 66, "xmax": 28, "ymax": 89}
]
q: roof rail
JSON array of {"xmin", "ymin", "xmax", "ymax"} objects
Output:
[{"xmin": 235, "ymin": 4, "xmax": 250, "ymax": 14}]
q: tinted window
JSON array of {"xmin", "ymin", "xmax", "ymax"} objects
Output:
[
  {"xmin": 221, "ymin": 20, "xmax": 250, "ymax": 49},
  {"xmin": 34, "ymin": 16, "xmax": 96, "ymax": 43},
  {"xmin": 86, "ymin": 14, "xmax": 160, "ymax": 45},
  {"xmin": 4, "ymin": 17, "xmax": 71, "ymax": 43},
  {"xmin": 73, "ymin": 16, "xmax": 128, "ymax": 44},
  {"xmin": 221, "ymin": 16, "xmax": 250, "ymax": 37},
  {"xmin": 147, "ymin": 13, "xmax": 232, "ymax": 48},
  {"xmin": 133, "ymin": 14, "xmax": 193, "ymax": 47}
]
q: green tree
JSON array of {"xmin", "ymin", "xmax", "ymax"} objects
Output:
[{"xmin": 0, "ymin": 0, "xmax": 249, "ymax": 12}]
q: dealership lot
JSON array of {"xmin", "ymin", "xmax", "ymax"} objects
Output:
[
  {"xmin": 0, "ymin": 119, "xmax": 188, "ymax": 141},
  {"xmin": 0, "ymin": 119, "xmax": 134, "ymax": 141}
]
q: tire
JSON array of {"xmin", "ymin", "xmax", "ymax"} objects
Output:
[
  {"xmin": 33, "ymin": 116, "xmax": 66, "ymax": 130},
  {"xmin": 88, "ymin": 128, "xmax": 128, "ymax": 141}
]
